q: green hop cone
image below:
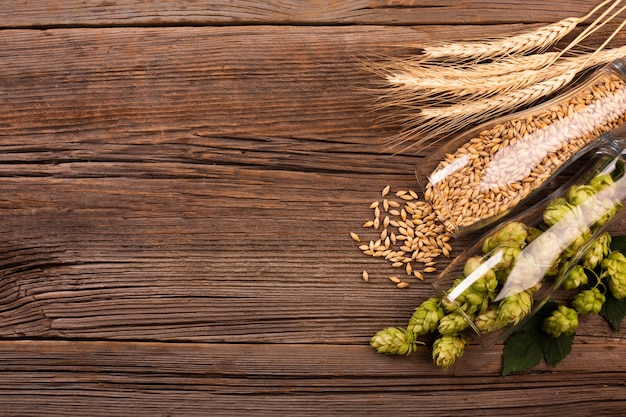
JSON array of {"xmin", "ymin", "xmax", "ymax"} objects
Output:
[
  {"xmin": 432, "ymin": 333, "xmax": 467, "ymax": 371},
  {"xmin": 561, "ymin": 264, "xmax": 589, "ymax": 290},
  {"xmin": 497, "ymin": 290, "xmax": 533, "ymax": 326},
  {"xmin": 543, "ymin": 198, "xmax": 575, "ymax": 227},
  {"xmin": 541, "ymin": 305, "xmax": 579, "ymax": 338},
  {"xmin": 567, "ymin": 184, "xmax": 597, "ymax": 206},
  {"xmin": 437, "ymin": 311, "xmax": 470, "ymax": 335},
  {"xmin": 526, "ymin": 227, "xmax": 543, "ymax": 244},
  {"xmin": 463, "ymin": 256, "xmax": 498, "ymax": 305},
  {"xmin": 581, "ymin": 232, "xmax": 611, "ymax": 270},
  {"xmin": 571, "ymin": 287, "xmax": 605, "ymax": 315},
  {"xmin": 499, "ymin": 243, "xmax": 523, "ymax": 270},
  {"xmin": 590, "ymin": 173, "xmax": 614, "ymax": 193},
  {"xmin": 443, "ymin": 277, "xmax": 486, "ymax": 316},
  {"xmin": 482, "ymin": 221, "xmax": 528, "ymax": 254},
  {"xmin": 585, "ymin": 191, "xmax": 622, "ymax": 227},
  {"xmin": 602, "ymin": 251, "xmax": 626, "ymax": 299},
  {"xmin": 474, "ymin": 305, "xmax": 507, "ymax": 333},
  {"xmin": 370, "ymin": 327, "xmax": 421, "ymax": 356},
  {"xmin": 407, "ymin": 297, "xmax": 444, "ymax": 336}
]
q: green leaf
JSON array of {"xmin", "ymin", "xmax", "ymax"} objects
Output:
[
  {"xmin": 610, "ymin": 235, "xmax": 626, "ymax": 253},
  {"xmin": 542, "ymin": 333, "xmax": 575, "ymax": 367},
  {"xmin": 502, "ymin": 302, "xmax": 555, "ymax": 376},
  {"xmin": 501, "ymin": 301, "xmax": 575, "ymax": 376},
  {"xmin": 600, "ymin": 289, "xmax": 626, "ymax": 331},
  {"xmin": 502, "ymin": 329, "xmax": 543, "ymax": 377}
]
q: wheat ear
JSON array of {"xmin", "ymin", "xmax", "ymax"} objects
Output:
[
  {"xmin": 388, "ymin": 46, "xmax": 626, "ymax": 100},
  {"xmin": 418, "ymin": 13, "xmax": 626, "ymax": 125},
  {"xmin": 415, "ymin": 0, "xmax": 615, "ymax": 62}
]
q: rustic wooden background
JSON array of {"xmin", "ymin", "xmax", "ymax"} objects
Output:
[{"xmin": 2, "ymin": 1, "xmax": 626, "ymax": 415}]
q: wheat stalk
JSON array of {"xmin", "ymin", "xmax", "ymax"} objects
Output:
[
  {"xmin": 388, "ymin": 46, "xmax": 626, "ymax": 100},
  {"xmin": 414, "ymin": 0, "xmax": 616, "ymax": 62},
  {"xmin": 417, "ymin": 16, "xmax": 626, "ymax": 130},
  {"xmin": 373, "ymin": 0, "xmax": 626, "ymax": 151}
]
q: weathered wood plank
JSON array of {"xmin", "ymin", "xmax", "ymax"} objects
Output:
[
  {"xmin": 0, "ymin": 171, "xmax": 623, "ymax": 342},
  {"xmin": 0, "ymin": 341, "xmax": 624, "ymax": 416},
  {"xmin": 2, "ymin": 26, "xmax": 626, "ymax": 157},
  {"xmin": 0, "ymin": 0, "xmax": 608, "ymax": 27},
  {"xmin": 0, "ymin": 26, "xmax": 625, "ymax": 343}
]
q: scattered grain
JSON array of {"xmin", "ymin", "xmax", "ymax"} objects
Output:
[
  {"xmin": 382, "ymin": 185, "xmax": 391, "ymax": 197},
  {"xmin": 389, "ymin": 276, "xmax": 401, "ymax": 284},
  {"xmin": 353, "ymin": 186, "xmax": 456, "ymax": 288},
  {"xmin": 362, "ymin": 270, "xmax": 369, "ymax": 282}
]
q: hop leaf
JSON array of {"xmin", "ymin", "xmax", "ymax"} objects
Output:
[
  {"xmin": 432, "ymin": 334, "xmax": 467, "ymax": 371},
  {"xmin": 407, "ymin": 297, "xmax": 444, "ymax": 336},
  {"xmin": 541, "ymin": 305, "xmax": 578, "ymax": 338},
  {"xmin": 370, "ymin": 327, "xmax": 421, "ymax": 356},
  {"xmin": 571, "ymin": 287, "xmax": 605, "ymax": 315}
]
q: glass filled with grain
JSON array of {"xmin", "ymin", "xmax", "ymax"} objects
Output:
[
  {"xmin": 416, "ymin": 59, "xmax": 626, "ymax": 237},
  {"xmin": 432, "ymin": 128, "xmax": 626, "ymax": 346}
]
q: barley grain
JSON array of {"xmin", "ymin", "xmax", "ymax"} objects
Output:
[
  {"xmin": 350, "ymin": 232, "xmax": 361, "ymax": 242},
  {"xmin": 389, "ymin": 276, "xmax": 401, "ymax": 284},
  {"xmin": 382, "ymin": 185, "xmax": 391, "ymax": 197},
  {"xmin": 424, "ymin": 71, "xmax": 626, "ymax": 234},
  {"xmin": 396, "ymin": 282, "xmax": 410, "ymax": 288},
  {"xmin": 362, "ymin": 270, "xmax": 369, "ymax": 282}
]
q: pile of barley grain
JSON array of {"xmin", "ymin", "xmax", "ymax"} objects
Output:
[
  {"xmin": 351, "ymin": 185, "xmax": 453, "ymax": 288},
  {"xmin": 425, "ymin": 71, "xmax": 626, "ymax": 233}
]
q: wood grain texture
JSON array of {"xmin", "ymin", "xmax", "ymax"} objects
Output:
[
  {"xmin": 0, "ymin": 0, "xmax": 606, "ymax": 27},
  {"xmin": 0, "ymin": 341, "xmax": 625, "ymax": 416},
  {"xmin": 2, "ymin": 1, "xmax": 626, "ymax": 415}
]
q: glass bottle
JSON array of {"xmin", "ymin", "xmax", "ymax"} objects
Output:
[
  {"xmin": 433, "ymin": 127, "xmax": 626, "ymax": 346},
  {"xmin": 416, "ymin": 59, "xmax": 626, "ymax": 237}
]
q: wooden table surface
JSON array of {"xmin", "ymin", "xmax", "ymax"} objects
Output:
[{"xmin": 3, "ymin": 1, "xmax": 626, "ymax": 415}]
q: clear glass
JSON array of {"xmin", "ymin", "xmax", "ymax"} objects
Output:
[
  {"xmin": 433, "ymin": 129, "xmax": 626, "ymax": 346},
  {"xmin": 416, "ymin": 59, "xmax": 626, "ymax": 237}
]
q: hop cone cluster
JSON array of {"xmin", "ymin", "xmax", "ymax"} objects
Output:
[
  {"xmin": 571, "ymin": 287, "xmax": 605, "ymax": 315},
  {"xmin": 561, "ymin": 264, "xmax": 588, "ymax": 290},
  {"xmin": 432, "ymin": 334, "xmax": 467, "ymax": 372},
  {"xmin": 497, "ymin": 290, "xmax": 533, "ymax": 326},
  {"xmin": 581, "ymin": 232, "xmax": 611, "ymax": 270},
  {"xmin": 602, "ymin": 251, "xmax": 626, "ymax": 299},
  {"xmin": 543, "ymin": 198, "xmax": 575, "ymax": 226},
  {"xmin": 542, "ymin": 305, "xmax": 579, "ymax": 338},
  {"xmin": 369, "ymin": 171, "xmax": 626, "ymax": 374},
  {"xmin": 370, "ymin": 327, "xmax": 420, "ymax": 356},
  {"xmin": 474, "ymin": 306, "xmax": 507, "ymax": 333},
  {"xmin": 482, "ymin": 222, "xmax": 528, "ymax": 254},
  {"xmin": 438, "ymin": 311, "xmax": 470, "ymax": 335},
  {"xmin": 408, "ymin": 297, "xmax": 444, "ymax": 336}
]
